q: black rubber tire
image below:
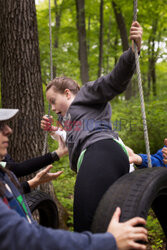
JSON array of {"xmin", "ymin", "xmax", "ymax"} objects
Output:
[
  {"xmin": 91, "ymin": 167, "xmax": 167, "ymax": 236},
  {"xmin": 25, "ymin": 190, "xmax": 59, "ymax": 229}
]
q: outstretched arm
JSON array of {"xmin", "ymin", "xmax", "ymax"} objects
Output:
[
  {"xmin": 0, "ymin": 199, "xmax": 117, "ymax": 250},
  {"xmin": 6, "ymin": 133, "xmax": 68, "ymax": 178},
  {"xmin": 27, "ymin": 165, "xmax": 63, "ymax": 189},
  {"xmin": 126, "ymin": 146, "xmax": 143, "ymax": 165},
  {"xmin": 7, "ymin": 153, "xmax": 56, "ymax": 177},
  {"xmin": 74, "ymin": 22, "xmax": 143, "ymax": 105},
  {"xmin": 127, "ymin": 145, "xmax": 167, "ymax": 168}
]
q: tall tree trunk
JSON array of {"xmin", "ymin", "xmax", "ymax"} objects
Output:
[
  {"xmin": 106, "ymin": 16, "xmax": 112, "ymax": 73},
  {"xmin": 98, "ymin": 0, "xmax": 104, "ymax": 77},
  {"xmin": 112, "ymin": 1, "xmax": 132, "ymax": 100},
  {"xmin": 75, "ymin": 0, "xmax": 89, "ymax": 84},
  {"xmin": 112, "ymin": 1, "xmax": 129, "ymax": 51},
  {"xmin": 0, "ymin": 0, "xmax": 68, "ymax": 229},
  {"xmin": 0, "ymin": 0, "xmax": 44, "ymax": 160},
  {"xmin": 147, "ymin": 37, "xmax": 151, "ymax": 96},
  {"xmin": 147, "ymin": 19, "xmax": 158, "ymax": 97},
  {"xmin": 114, "ymin": 34, "xmax": 119, "ymax": 65},
  {"xmin": 87, "ymin": 16, "xmax": 91, "ymax": 54},
  {"xmin": 152, "ymin": 59, "xmax": 156, "ymax": 96}
]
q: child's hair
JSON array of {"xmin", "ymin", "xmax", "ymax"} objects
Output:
[{"xmin": 46, "ymin": 77, "xmax": 80, "ymax": 95}]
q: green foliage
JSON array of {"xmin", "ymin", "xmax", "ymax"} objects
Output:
[
  {"xmin": 110, "ymin": 78, "xmax": 167, "ymax": 247},
  {"xmin": 147, "ymin": 210, "xmax": 166, "ymax": 249},
  {"xmin": 36, "ymin": 0, "xmax": 167, "ymax": 86},
  {"xmin": 111, "ymin": 80, "xmax": 167, "ymax": 154},
  {"xmin": 36, "ymin": 0, "xmax": 80, "ymax": 84},
  {"xmin": 45, "ymin": 112, "xmax": 76, "ymax": 229},
  {"xmin": 52, "ymin": 155, "xmax": 75, "ymax": 229}
]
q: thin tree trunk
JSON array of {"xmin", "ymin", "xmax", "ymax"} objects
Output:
[
  {"xmin": 75, "ymin": 0, "xmax": 89, "ymax": 84},
  {"xmin": 152, "ymin": 60, "xmax": 156, "ymax": 96},
  {"xmin": 147, "ymin": 19, "xmax": 158, "ymax": 97},
  {"xmin": 112, "ymin": 1, "xmax": 129, "ymax": 51},
  {"xmin": 114, "ymin": 34, "xmax": 118, "ymax": 65},
  {"xmin": 98, "ymin": 0, "xmax": 104, "ymax": 77},
  {"xmin": 147, "ymin": 37, "xmax": 151, "ymax": 96},
  {"xmin": 106, "ymin": 16, "xmax": 112, "ymax": 73},
  {"xmin": 112, "ymin": 1, "xmax": 132, "ymax": 100},
  {"xmin": 87, "ymin": 16, "xmax": 91, "ymax": 54}
]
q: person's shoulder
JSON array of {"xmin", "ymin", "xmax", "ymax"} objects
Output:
[{"xmin": 4, "ymin": 154, "xmax": 14, "ymax": 163}]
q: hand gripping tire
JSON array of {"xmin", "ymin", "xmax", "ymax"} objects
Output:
[
  {"xmin": 25, "ymin": 190, "xmax": 59, "ymax": 229},
  {"xmin": 91, "ymin": 167, "xmax": 167, "ymax": 237}
]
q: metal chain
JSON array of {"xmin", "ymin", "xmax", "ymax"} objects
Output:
[
  {"xmin": 133, "ymin": 0, "xmax": 152, "ymax": 168},
  {"xmin": 42, "ymin": 0, "xmax": 53, "ymax": 155}
]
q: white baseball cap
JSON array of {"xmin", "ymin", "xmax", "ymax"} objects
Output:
[{"xmin": 0, "ymin": 109, "xmax": 19, "ymax": 122}]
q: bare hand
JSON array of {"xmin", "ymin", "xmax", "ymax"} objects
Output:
[
  {"xmin": 28, "ymin": 165, "xmax": 63, "ymax": 189},
  {"xmin": 162, "ymin": 138, "xmax": 167, "ymax": 164},
  {"xmin": 41, "ymin": 115, "xmax": 55, "ymax": 131},
  {"xmin": 126, "ymin": 146, "xmax": 142, "ymax": 165},
  {"xmin": 107, "ymin": 207, "xmax": 148, "ymax": 250},
  {"xmin": 130, "ymin": 21, "xmax": 143, "ymax": 52},
  {"xmin": 55, "ymin": 135, "xmax": 68, "ymax": 158}
]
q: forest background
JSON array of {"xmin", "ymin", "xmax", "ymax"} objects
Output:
[{"xmin": 1, "ymin": 0, "xmax": 167, "ymax": 248}]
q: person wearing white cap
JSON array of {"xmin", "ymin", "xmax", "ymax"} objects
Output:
[
  {"xmin": 0, "ymin": 108, "xmax": 69, "ymax": 192},
  {"xmin": 0, "ymin": 108, "xmax": 148, "ymax": 250}
]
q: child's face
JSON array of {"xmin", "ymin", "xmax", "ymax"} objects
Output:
[{"xmin": 46, "ymin": 87, "xmax": 73, "ymax": 117}]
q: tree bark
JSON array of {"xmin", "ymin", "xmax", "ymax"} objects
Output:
[
  {"xmin": 0, "ymin": 0, "xmax": 44, "ymax": 161},
  {"xmin": 0, "ymin": 0, "xmax": 68, "ymax": 229},
  {"xmin": 112, "ymin": 1, "xmax": 129, "ymax": 51},
  {"xmin": 87, "ymin": 16, "xmax": 91, "ymax": 54},
  {"xmin": 75, "ymin": 0, "xmax": 89, "ymax": 84},
  {"xmin": 114, "ymin": 34, "xmax": 118, "ymax": 65},
  {"xmin": 147, "ymin": 19, "xmax": 158, "ymax": 97},
  {"xmin": 112, "ymin": 1, "xmax": 132, "ymax": 100},
  {"xmin": 147, "ymin": 37, "xmax": 151, "ymax": 96},
  {"xmin": 106, "ymin": 16, "xmax": 112, "ymax": 74},
  {"xmin": 98, "ymin": 0, "xmax": 104, "ymax": 77}
]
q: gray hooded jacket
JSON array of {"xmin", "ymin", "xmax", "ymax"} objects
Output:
[{"xmin": 62, "ymin": 48, "xmax": 136, "ymax": 172}]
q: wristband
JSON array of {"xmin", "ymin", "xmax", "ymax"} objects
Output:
[{"xmin": 51, "ymin": 151, "xmax": 60, "ymax": 161}]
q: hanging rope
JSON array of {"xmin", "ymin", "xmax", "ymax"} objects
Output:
[
  {"xmin": 133, "ymin": 0, "xmax": 152, "ymax": 168},
  {"xmin": 48, "ymin": 0, "xmax": 53, "ymax": 82},
  {"xmin": 42, "ymin": 0, "xmax": 53, "ymax": 155}
]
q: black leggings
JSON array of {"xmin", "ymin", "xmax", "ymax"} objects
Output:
[{"xmin": 74, "ymin": 139, "xmax": 129, "ymax": 232}]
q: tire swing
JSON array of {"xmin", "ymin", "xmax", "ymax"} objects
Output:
[
  {"xmin": 91, "ymin": 0, "xmax": 167, "ymax": 240},
  {"xmin": 26, "ymin": 0, "xmax": 59, "ymax": 229},
  {"xmin": 91, "ymin": 168, "xmax": 167, "ymax": 236},
  {"xmin": 25, "ymin": 190, "xmax": 59, "ymax": 229}
]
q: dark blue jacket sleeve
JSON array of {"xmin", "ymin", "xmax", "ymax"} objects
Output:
[
  {"xmin": 0, "ymin": 200, "xmax": 117, "ymax": 250},
  {"xmin": 137, "ymin": 147, "xmax": 167, "ymax": 168}
]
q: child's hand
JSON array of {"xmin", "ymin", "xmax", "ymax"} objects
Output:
[
  {"xmin": 41, "ymin": 115, "xmax": 54, "ymax": 131},
  {"xmin": 130, "ymin": 21, "xmax": 143, "ymax": 52}
]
